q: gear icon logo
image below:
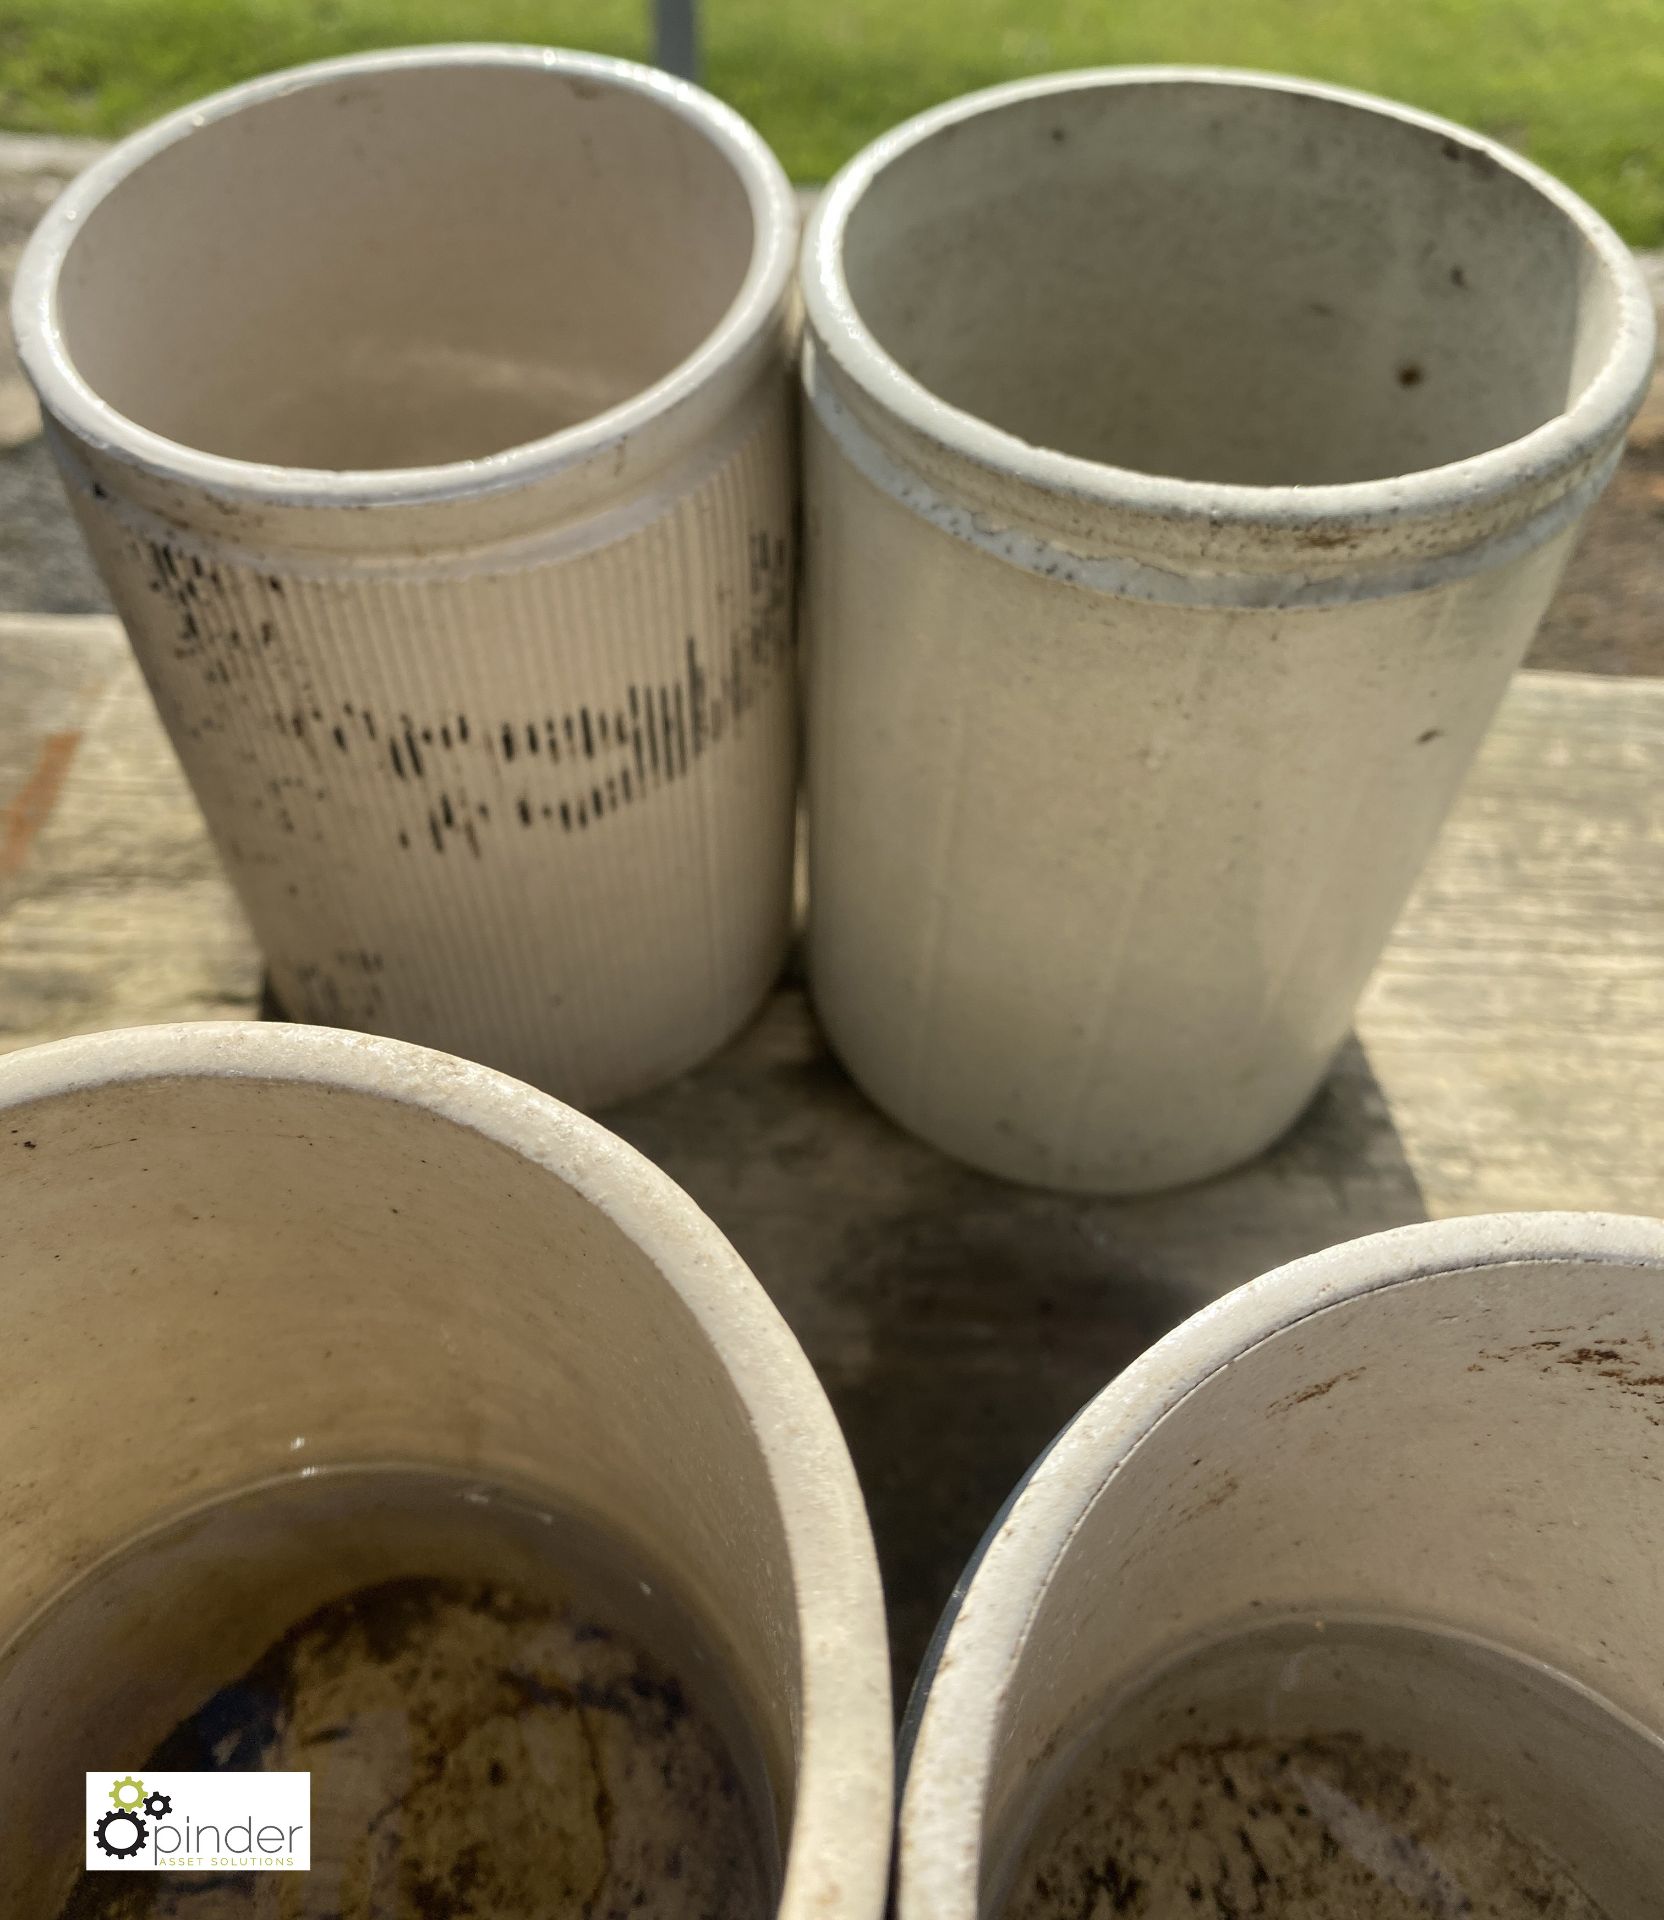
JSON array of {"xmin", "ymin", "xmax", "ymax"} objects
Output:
[
  {"xmin": 94, "ymin": 1808, "xmax": 148, "ymax": 1859},
  {"xmin": 142, "ymin": 1790, "xmax": 172, "ymax": 1818},
  {"xmin": 109, "ymin": 1776, "xmax": 146, "ymax": 1810}
]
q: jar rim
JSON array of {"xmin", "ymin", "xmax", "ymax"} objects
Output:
[
  {"xmin": 803, "ymin": 67, "xmax": 1655, "ymax": 553},
  {"xmin": 12, "ymin": 44, "xmax": 798, "ymax": 513}
]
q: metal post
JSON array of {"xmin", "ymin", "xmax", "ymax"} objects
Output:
[{"xmin": 654, "ymin": 0, "xmax": 701, "ymax": 81}]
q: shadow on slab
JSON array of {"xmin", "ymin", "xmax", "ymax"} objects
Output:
[{"xmin": 611, "ymin": 995, "xmax": 1425, "ymax": 1692}]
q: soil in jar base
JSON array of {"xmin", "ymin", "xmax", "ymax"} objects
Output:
[
  {"xmin": 992, "ymin": 1617, "xmax": 1664, "ymax": 1920},
  {"xmin": 14, "ymin": 1468, "xmax": 777, "ymax": 1920}
]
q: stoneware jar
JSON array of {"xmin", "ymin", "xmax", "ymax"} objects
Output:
[
  {"xmin": 13, "ymin": 46, "xmax": 800, "ymax": 1110},
  {"xmin": 898, "ymin": 1212, "xmax": 1664, "ymax": 1919},
  {"xmin": 0, "ymin": 1023, "xmax": 891, "ymax": 1914},
  {"xmin": 801, "ymin": 69, "xmax": 1656, "ymax": 1193}
]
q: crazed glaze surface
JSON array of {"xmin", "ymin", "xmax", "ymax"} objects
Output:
[
  {"xmin": 0, "ymin": 1022, "xmax": 892, "ymax": 1920},
  {"xmin": 14, "ymin": 48, "xmax": 802, "ymax": 1109},
  {"xmin": 802, "ymin": 69, "xmax": 1656, "ymax": 1193}
]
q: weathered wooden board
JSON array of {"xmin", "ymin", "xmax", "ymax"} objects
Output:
[
  {"xmin": 0, "ymin": 615, "xmax": 260, "ymax": 1045},
  {"xmin": 2, "ymin": 612, "xmax": 1660, "ymax": 1681}
]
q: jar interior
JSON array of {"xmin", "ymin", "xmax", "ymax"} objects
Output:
[
  {"xmin": 52, "ymin": 63, "xmax": 757, "ymax": 469},
  {"xmin": 0, "ymin": 1067, "xmax": 801, "ymax": 1908},
  {"xmin": 840, "ymin": 80, "xmax": 1619, "ymax": 486},
  {"xmin": 7, "ymin": 1467, "xmax": 782, "ymax": 1916},
  {"xmin": 958, "ymin": 1261, "xmax": 1664, "ymax": 1916}
]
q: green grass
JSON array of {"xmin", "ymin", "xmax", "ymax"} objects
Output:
[{"xmin": 5, "ymin": 0, "xmax": 1664, "ymax": 241}]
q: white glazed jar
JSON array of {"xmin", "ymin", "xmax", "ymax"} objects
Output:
[
  {"xmin": 801, "ymin": 69, "xmax": 1656, "ymax": 1193},
  {"xmin": 14, "ymin": 46, "xmax": 801, "ymax": 1110},
  {"xmin": 899, "ymin": 1211, "xmax": 1664, "ymax": 1920},
  {"xmin": 0, "ymin": 1022, "xmax": 892, "ymax": 1915}
]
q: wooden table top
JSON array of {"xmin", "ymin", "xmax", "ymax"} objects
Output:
[{"xmin": 3, "ymin": 610, "xmax": 1660, "ymax": 1684}]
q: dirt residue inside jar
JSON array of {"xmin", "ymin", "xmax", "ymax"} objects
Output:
[
  {"xmin": 56, "ymin": 1574, "xmax": 771, "ymax": 1920},
  {"xmin": 1004, "ymin": 1727, "xmax": 1607, "ymax": 1920}
]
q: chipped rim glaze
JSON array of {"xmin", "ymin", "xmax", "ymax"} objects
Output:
[
  {"xmin": 896, "ymin": 1210, "xmax": 1664, "ymax": 1911},
  {"xmin": 12, "ymin": 44, "xmax": 797, "ymax": 518},
  {"xmin": 803, "ymin": 68, "xmax": 1657, "ymax": 598},
  {"xmin": 0, "ymin": 1021, "xmax": 893, "ymax": 1920}
]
